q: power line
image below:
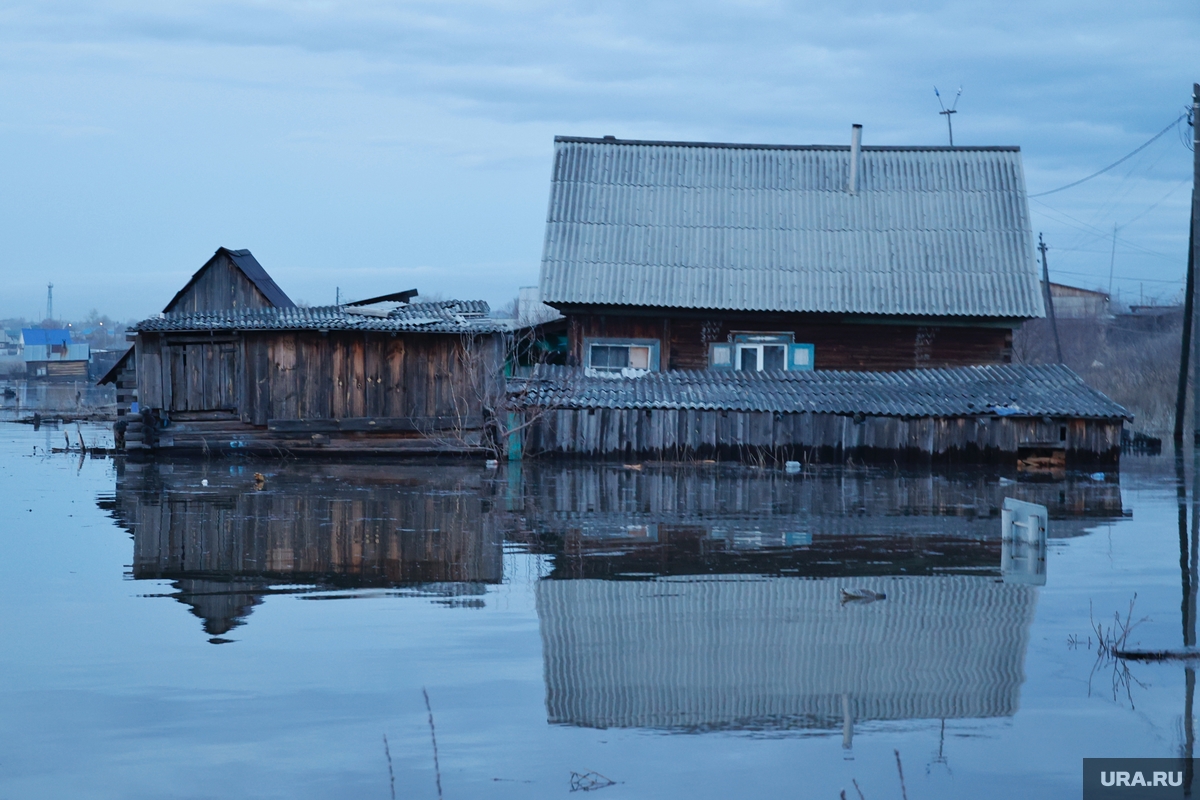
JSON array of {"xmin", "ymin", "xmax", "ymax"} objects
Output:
[
  {"xmin": 1050, "ymin": 267, "xmax": 1182, "ymax": 285},
  {"xmin": 1030, "ymin": 198, "xmax": 1183, "ymax": 262},
  {"xmin": 1028, "ymin": 113, "xmax": 1187, "ymax": 198}
]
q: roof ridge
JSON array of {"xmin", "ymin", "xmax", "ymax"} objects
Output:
[{"xmin": 555, "ymin": 135, "xmax": 1020, "ymax": 152}]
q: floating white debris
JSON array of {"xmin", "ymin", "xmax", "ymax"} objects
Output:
[
  {"xmin": 485, "ymin": 459, "xmax": 499, "ymax": 469},
  {"xmin": 784, "ymin": 461, "xmax": 801, "ymax": 473}
]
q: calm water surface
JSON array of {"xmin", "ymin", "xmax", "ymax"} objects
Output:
[{"xmin": 0, "ymin": 421, "xmax": 1192, "ymax": 798}]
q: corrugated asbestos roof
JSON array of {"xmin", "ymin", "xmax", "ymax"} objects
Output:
[
  {"xmin": 510, "ymin": 363, "xmax": 1130, "ymax": 420},
  {"xmin": 538, "ymin": 575, "xmax": 1036, "ymax": 730},
  {"xmin": 163, "ymin": 247, "xmax": 295, "ymax": 312},
  {"xmin": 539, "ymin": 136, "xmax": 1044, "ymax": 318},
  {"xmin": 133, "ymin": 300, "xmax": 513, "ymax": 334}
]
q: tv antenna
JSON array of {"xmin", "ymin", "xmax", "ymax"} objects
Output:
[{"xmin": 934, "ymin": 86, "xmax": 962, "ymax": 146}]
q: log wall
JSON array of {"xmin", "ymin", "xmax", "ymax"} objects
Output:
[{"xmin": 563, "ymin": 310, "xmax": 1013, "ymax": 371}]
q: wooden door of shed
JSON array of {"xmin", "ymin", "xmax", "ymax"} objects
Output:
[{"xmin": 166, "ymin": 342, "xmax": 239, "ymax": 412}]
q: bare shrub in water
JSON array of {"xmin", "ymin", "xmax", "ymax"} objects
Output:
[{"xmin": 1013, "ymin": 311, "xmax": 1184, "ymax": 436}]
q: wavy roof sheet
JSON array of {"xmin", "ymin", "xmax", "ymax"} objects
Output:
[
  {"xmin": 133, "ymin": 300, "xmax": 512, "ymax": 334},
  {"xmin": 510, "ymin": 364, "xmax": 1129, "ymax": 420},
  {"xmin": 540, "ymin": 137, "xmax": 1044, "ymax": 318}
]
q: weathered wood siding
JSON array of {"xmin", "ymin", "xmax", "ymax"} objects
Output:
[
  {"xmin": 165, "ymin": 341, "xmax": 239, "ymax": 412},
  {"xmin": 514, "ymin": 408, "xmax": 1122, "ymax": 466},
  {"xmin": 564, "ymin": 310, "xmax": 1013, "ymax": 371},
  {"xmin": 165, "ymin": 253, "xmax": 273, "ymax": 314},
  {"xmin": 239, "ymin": 331, "xmax": 502, "ymax": 426},
  {"xmin": 127, "ymin": 329, "xmax": 506, "ymax": 454}
]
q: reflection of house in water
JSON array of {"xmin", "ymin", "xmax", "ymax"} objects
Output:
[
  {"xmin": 103, "ymin": 461, "xmax": 503, "ymax": 639},
  {"xmin": 510, "ymin": 464, "xmax": 1124, "ymax": 579},
  {"xmin": 538, "ymin": 575, "xmax": 1037, "ymax": 733},
  {"xmin": 520, "ymin": 464, "xmax": 1120, "ymax": 735}
]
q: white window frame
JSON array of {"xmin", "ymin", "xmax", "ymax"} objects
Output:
[{"xmin": 709, "ymin": 333, "xmax": 814, "ymax": 372}]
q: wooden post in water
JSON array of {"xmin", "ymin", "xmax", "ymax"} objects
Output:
[
  {"xmin": 1176, "ymin": 211, "xmax": 1195, "ymax": 446},
  {"xmin": 1191, "ymin": 84, "xmax": 1200, "ymax": 445}
]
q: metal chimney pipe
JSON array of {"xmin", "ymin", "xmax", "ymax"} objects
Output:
[{"xmin": 848, "ymin": 124, "xmax": 862, "ymax": 194}]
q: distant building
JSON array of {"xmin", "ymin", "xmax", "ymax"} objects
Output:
[
  {"xmin": 21, "ymin": 328, "xmax": 89, "ymax": 380},
  {"xmin": 2, "ymin": 329, "xmax": 21, "ymax": 356},
  {"xmin": 538, "ymin": 133, "xmax": 1045, "ymax": 373},
  {"xmin": 1045, "ymin": 282, "xmax": 1109, "ymax": 319}
]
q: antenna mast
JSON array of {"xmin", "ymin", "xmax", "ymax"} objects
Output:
[
  {"xmin": 46, "ymin": 282, "xmax": 53, "ymax": 322},
  {"xmin": 934, "ymin": 86, "xmax": 962, "ymax": 146}
]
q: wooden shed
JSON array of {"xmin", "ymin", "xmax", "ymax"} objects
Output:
[{"xmin": 123, "ymin": 300, "xmax": 511, "ymax": 455}]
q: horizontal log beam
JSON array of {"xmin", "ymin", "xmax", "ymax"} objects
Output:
[{"xmin": 268, "ymin": 416, "xmax": 483, "ymax": 433}]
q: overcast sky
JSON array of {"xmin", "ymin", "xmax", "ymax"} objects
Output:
[{"xmin": 1, "ymin": 0, "xmax": 1197, "ymax": 322}]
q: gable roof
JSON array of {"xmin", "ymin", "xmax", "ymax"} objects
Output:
[
  {"xmin": 163, "ymin": 247, "xmax": 295, "ymax": 312},
  {"xmin": 539, "ymin": 136, "xmax": 1044, "ymax": 319},
  {"xmin": 21, "ymin": 328, "xmax": 71, "ymax": 346}
]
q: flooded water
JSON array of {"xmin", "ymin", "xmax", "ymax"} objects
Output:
[{"xmin": 0, "ymin": 421, "xmax": 1194, "ymax": 798}]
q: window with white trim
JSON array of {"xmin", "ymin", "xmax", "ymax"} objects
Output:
[
  {"xmin": 709, "ymin": 333, "xmax": 814, "ymax": 372},
  {"xmin": 585, "ymin": 339, "xmax": 660, "ymax": 372}
]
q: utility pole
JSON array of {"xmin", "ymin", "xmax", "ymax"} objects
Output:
[
  {"xmin": 1191, "ymin": 83, "xmax": 1200, "ymax": 445},
  {"xmin": 1038, "ymin": 234, "xmax": 1064, "ymax": 363},
  {"xmin": 1174, "ymin": 199, "xmax": 1194, "ymax": 445},
  {"xmin": 1107, "ymin": 224, "xmax": 1118, "ymax": 298}
]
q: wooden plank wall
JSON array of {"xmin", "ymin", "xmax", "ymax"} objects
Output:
[
  {"xmin": 566, "ymin": 312, "xmax": 1013, "ymax": 371},
  {"xmin": 166, "ymin": 254, "xmax": 273, "ymax": 314},
  {"xmin": 240, "ymin": 331, "xmax": 503, "ymax": 428},
  {"xmin": 163, "ymin": 341, "xmax": 239, "ymax": 412},
  {"xmin": 514, "ymin": 407, "xmax": 1122, "ymax": 465}
]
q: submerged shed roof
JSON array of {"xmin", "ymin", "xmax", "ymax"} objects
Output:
[
  {"xmin": 511, "ymin": 363, "xmax": 1129, "ymax": 420},
  {"xmin": 134, "ymin": 300, "xmax": 512, "ymax": 335},
  {"xmin": 539, "ymin": 136, "xmax": 1044, "ymax": 318}
]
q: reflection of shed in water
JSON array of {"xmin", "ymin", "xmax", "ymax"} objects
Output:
[
  {"xmin": 103, "ymin": 461, "xmax": 503, "ymax": 637},
  {"xmin": 537, "ymin": 575, "xmax": 1037, "ymax": 733}
]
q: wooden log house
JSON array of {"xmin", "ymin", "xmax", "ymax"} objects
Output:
[{"xmin": 538, "ymin": 132, "xmax": 1045, "ymax": 373}]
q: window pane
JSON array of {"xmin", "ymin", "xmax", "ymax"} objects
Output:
[
  {"xmin": 628, "ymin": 346, "xmax": 650, "ymax": 369},
  {"xmin": 710, "ymin": 345, "xmax": 731, "ymax": 366},
  {"xmin": 738, "ymin": 347, "xmax": 757, "ymax": 371},
  {"xmin": 591, "ymin": 345, "xmax": 631, "ymax": 370},
  {"xmin": 763, "ymin": 345, "xmax": 785, "ymax": 371}
]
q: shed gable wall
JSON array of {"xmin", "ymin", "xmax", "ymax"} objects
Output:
[{"xmin": 165, "ymin": 255, "xmax": 274, "ymax": 314}]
